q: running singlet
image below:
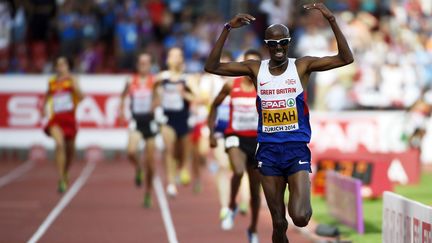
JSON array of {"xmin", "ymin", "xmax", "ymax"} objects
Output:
[
  {"xmin": 256, "ymin": 58, "xmax": 311, "ymax": 143},
  {"xmin": 129, "ymin": 74, "xmax": 154, "ymax": 117},
  {"xmin": 160, "ymin": 75, "xmax": 190, "ymax": 137},
  {"xmin": 160, "ymin": 78, "xmax": 189, "ymax": 113},
  {"xmin": 224, "ymin": 77, "xmax": 258, "ymax": 137},
  {"xmin": 47, "ymin": 76, "xmax": 78, "ymax": 116}
]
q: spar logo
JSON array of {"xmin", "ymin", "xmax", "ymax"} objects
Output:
[{"xmin": 262, "ymin": 99, "xmax": 286, "ymax": 109}]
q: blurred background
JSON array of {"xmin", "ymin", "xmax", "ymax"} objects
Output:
[
  {"xmin": 0, "ymin": 1, "xmax": 431, "ymax": 242},
  {"xmin": 0, "ymin": 0, "xmax": 431, "ymax": 111}
]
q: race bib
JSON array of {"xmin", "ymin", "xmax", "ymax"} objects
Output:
[
  {"xmin": 261, "ymin": 98, "xmax": 299, "ymax": 133},
  {"xmin": 53, "ymin": 92, "xmax": 74, "ymax": 113},
  {"xmin": 162, "ymin": 84, "xmax": 184, "ymax": 111},
  {"xmin": 132, "ymin": 91, "xmax": 152, "ymax": 114},
  {"xmin": 232, "ymin": 107, "xmax": 258, "ymax": 131},
  {"xmin": 231, "ymin": 97, "xmax": 257, "ymax": 131}
]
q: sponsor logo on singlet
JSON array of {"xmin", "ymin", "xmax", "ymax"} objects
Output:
[{"xmin": 261, "ymin": 98, "xmax": 298, "ymax": 133}]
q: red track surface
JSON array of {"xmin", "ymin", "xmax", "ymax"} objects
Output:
[{"xmin": 0, "ymin": 158, "xmax": 312, "ymax": 243}]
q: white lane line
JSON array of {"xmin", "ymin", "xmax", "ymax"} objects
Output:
[
  {"xmin": 153, "ymin": 175, "xmax": 179, "ymax": 243},
  {"xmin": 27, "ymin": 160, "xmax": 97, "ymax": 243},
  {"xmin": 0, "ymin": 160, "xmax": 35, "ymax": 189}
]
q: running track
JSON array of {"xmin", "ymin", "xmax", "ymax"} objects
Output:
[{"xmin": 0, "ymin": 154, "xmax": 312, "ymax": 243}]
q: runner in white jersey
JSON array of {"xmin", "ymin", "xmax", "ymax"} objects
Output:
[{"xmin": 204, "ymin": 3, "xmax": 354, "ymax": 243}]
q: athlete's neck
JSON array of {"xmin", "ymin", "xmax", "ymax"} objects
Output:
[
  {"xmin": 138, "ymin": 73, "xmax": 149, "ymax": 81},
  {"xmin": 269, "ymin": 59, "xmax": 288, "ymax": 70}
]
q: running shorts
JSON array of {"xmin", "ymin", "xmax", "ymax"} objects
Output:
[
  {"xmin": 225, "ymin": 135, "xmax": 257, "ymax": 167},
  {"xmin": 130, "ymin": 114, "xmax": 158, "ymax": 139},
  {"xmin": 44, "ymin": 113, "xmax": 77, "ymax": 139},
  {"xmin": 256, "ymin": 142, "xmax": 312, "ymax": 177}
]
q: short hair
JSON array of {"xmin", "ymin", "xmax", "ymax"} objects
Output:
[{"xmin": 244, "ymin": 49, "xmax": 262, "ymax": 59}]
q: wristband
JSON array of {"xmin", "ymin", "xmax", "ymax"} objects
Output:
[{"xmin": 224, "ymin": 22, "xmax": 232, "ymax": 31}]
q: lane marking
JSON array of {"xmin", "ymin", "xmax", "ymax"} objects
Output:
[
  {"xmin": 153, "ymin": 175, "xmax": 179, "ymax": 243},
  {"xmin": 0, "ymin": 160, "xmax": 35, "ymax": 189},
  {"xmin": 27, "ymin": 160, "xmax": 97, "ymax": 243}
]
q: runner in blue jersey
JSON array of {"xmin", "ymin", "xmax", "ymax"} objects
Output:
[{"xmin": 204, "ymin": 3, "xmax": 353, "ymax": 243}]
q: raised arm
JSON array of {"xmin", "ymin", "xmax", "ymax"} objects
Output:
[
  {"xmin": 204, "ymin": 14, "xmax": 258, "ymax": 78},
  {"xmin": 298, "ymin": 3, "xmax": 354, "ymax": 74},
  {"xmin": 207, "ymin": 81, "xmax": 233, "ymax": 148}
]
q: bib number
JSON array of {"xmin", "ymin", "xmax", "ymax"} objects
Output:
[{"xmin": 53, "ymin": 92, "xmax": 74, "ymax": 113}]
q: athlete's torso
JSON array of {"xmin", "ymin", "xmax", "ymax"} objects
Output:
[
  {"xmin": 225, "ymin": 77, "xmax": 258, "ymax": 137},
  {"xmin": 48, "ymin": 76, "xmax": 78, "ymax": 117},
  {"xmin": 256, "ymin": 58, "xmax": 311, "ymax": 143},
  {"xmin": 129, "ymin": 74, "xmax": 154, "ymax": 117},
  {"xmin": 160, "ymin": 72, "xmax": 190, "ymax": 117}
]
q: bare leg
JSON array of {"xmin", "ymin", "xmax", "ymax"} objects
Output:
[
  {"xmin": 144, "ymin": 138, "xmax": 156, "ymax": 195},
  {"xmin": 214, "ymin": 138, "xmax": 230, "ymax": 210},
  {"xmin": 161, "ymin": 125, "xmax": 177, "ymax": 187},
  {"xmin": 287, "ymin": 171, "xmax": 312, "ymax": 227},
  {"xmin": 127, "ymin": 131, "xmax": 142, "ymax": 171},
  {"xmin": 226, "ymin": 147, "xmax": 247, "ymax": 210},
  {"xmin": 178, "ymin": 133, "xmax": 191, "ymax": 185},
  {"xmin": 49, "ymin": 126, "xmax": 66, "ymax": 180},
  {"xmin": 261, "ymin": 175, "xmax": 289, "ymax": 243},
  {"xmin": 247, "ymin": 165, "xmax": 261, "ymax": 233},
  {"xmin": 64, "ymin": 138, "xmax": 75, "ymax": 181}
]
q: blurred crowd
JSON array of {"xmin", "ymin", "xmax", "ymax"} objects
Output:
[{"xmin": 0, "ymin": 0, "xmax": 431, "ymax": 110}]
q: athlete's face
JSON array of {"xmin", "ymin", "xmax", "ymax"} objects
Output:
[
  {"xmin": 56, "ymin": 57, "xmax": 70, "ymax": 76},
  {"xmin": 264, "ymin": 27, "xmax": 290, "ymax": 62},
  {"xmin": 167, "ymin": 48, "xmax": 184, "ymax": 70},
  {"xmin": 137, "ymin": 54, "xmax": 152, "ymax": 75}
]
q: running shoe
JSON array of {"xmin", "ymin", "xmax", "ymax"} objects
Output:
[
  {"xmin": 179, "ymin": 169, "xmax": 191, "ymax": 185},
  {"xmin": 143, "ymin": 193, "xmax": 152, "ymax": 208},
  {"xmin": 135, "ymin": 169, "xmax": 143, "ymax": 187},
  {"xmin": 221, "ymin": 207, "xmax": 237, "ymax": 230},
  {"xmin": 219, "ymin": 207, "xmax": 229, "ymax": 220},
  {"xmin": 247, "ymin": 229, "xmax": 259, "ymax": 243},
  {"xmin": 166, "ymin": 183, "xmax": 178, "ymax": 198},
  {"xmin": 239, "ymin": 201, "xmax": 249, "ymax": 215},
  {"xmin": 57, "ymin": 179, "xmax": 68, "ymax": 194}
]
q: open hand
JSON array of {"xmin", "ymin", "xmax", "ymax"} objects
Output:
[
  {"xmin": 228, "ymin": 14, "xmax": 256, "ymax": 29},
  {"xmin": 303, "ymin": 2, "xmax": 334, "ymax": 20}
]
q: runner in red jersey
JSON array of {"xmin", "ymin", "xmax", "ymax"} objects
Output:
[
  {"xmin": 42, "ymin": 57, "xmax": 83, "ymax": 193},
  {"xmin": 208, "ymin": 50, "xmax": 262, "ymax": 243},
  {"xmin": 119, "ymin": 53, "xmax": 159, "ymax": 208}
]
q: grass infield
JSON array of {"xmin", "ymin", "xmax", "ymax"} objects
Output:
[{"xmin": 311, "ymin": 171, "xmax": 432, "ymax": 243}]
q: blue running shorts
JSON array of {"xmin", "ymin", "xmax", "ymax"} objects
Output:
[{"xmin": 255, "ymin": 142, "xmax": 312, "ymax": 178}]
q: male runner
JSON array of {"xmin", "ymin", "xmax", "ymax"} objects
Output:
[
  {"xmin": 119, "ymin": 52, "xmax": 158, "ymax": 208},
  {"xmin": 204, "ymin": 3, "xmax": 353, "ymax": 243},
  {"xmin": 154, "ymin": 47, "xmax": 195, "ymax": 197},
  {"xmin": 42, "ymin": 56, "xmax": 83, "ymax": 193},
  {"xmin": 208, "ymin": 50, "xmax": 262, "ymax": 243}
]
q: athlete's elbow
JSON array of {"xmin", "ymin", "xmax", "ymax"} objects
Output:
[
  {"xmin": 204, "ymin": 61, "xmax": 219, "ymax": 74},
  {"xmin": 204, "ymin": 64, "xmax": 216, "ymax": 73},
  {"xmin": 345, "ymin": 55, "xmax": 354, "ymax": 65}
]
